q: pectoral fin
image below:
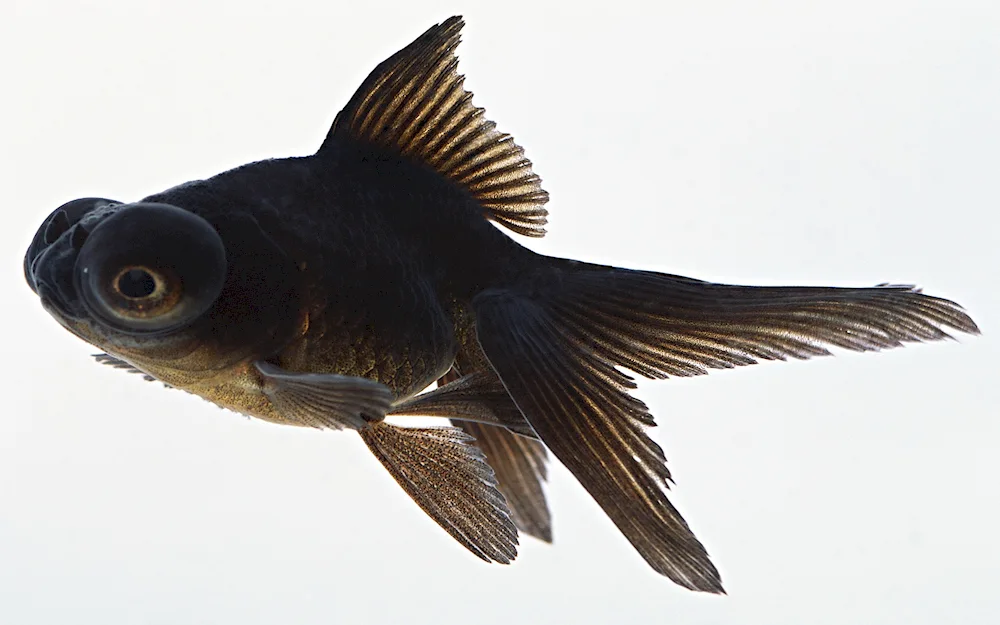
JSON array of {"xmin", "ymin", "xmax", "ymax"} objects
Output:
[
  {"xmin": 255, "ymin": 361, "xmax": 394, "ymax": 430},
  {"xmin": 360, "ymin": 421, "xmax": 519, "ymax": 564}
]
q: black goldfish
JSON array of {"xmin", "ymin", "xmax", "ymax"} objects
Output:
[{"xmin": 23, "ymin": 17, "xmax": 979, "ymax": 593}]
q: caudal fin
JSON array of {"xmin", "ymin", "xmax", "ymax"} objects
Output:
[
  {"xmin": 472, "ymin": 261, "xmax": 978, "ymax": 591},
  {"xmin": 536, "ymin": 262, "xmax": 978, "ymax": 377},
  {"xmin": 359, "ymin": 421, "xmax": 519, "ymax": 564}
]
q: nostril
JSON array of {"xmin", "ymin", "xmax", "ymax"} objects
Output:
[
  {"xmin": 71, "ymin": 223, "xmax": 90, "ymax": 250},
  {"xmin": 43, "ymin": 210, "xmax": 71, "ymax": 245}
]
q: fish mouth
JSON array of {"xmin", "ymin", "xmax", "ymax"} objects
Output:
[
  {"xmin": 25, "ymin": 197, "xmax": 123, "ymax": 317},
  {"xmin": 30, "ymin": 246, "xmax": 87, "ymax": 322}
]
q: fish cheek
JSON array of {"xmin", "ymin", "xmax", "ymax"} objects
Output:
[
  {"xmin": 137, "ymin": 211, "xmax": 308, "ymax": 388},
  {"xmin": 82, "ymin": 320, "xmax": 216, "ymax": 388},
  {"xmin": 51, "ymin": 314, "xmax": 106, "ymax": 348}
]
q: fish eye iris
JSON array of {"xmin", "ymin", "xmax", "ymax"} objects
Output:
[
  {"xmin": 116, "ymin": 268, "xmax": 157, "ymax": 299},
  {"xmin": 106, "ymin": 265, "xmax": 181, "ymax": 318}
]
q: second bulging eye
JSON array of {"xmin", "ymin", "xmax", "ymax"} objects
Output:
[{"xmin": 75, "ymin": 203, "xmax": 227, "ymax": 334}]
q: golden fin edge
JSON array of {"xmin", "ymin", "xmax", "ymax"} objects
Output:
[{"xmin": 326, "ymin": 16, "xmax": 550, "ymax": 237}]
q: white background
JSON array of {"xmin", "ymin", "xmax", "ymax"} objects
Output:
[{"xmin": 2, "ymin": 1, "xmax": 998, "ymax": 624}]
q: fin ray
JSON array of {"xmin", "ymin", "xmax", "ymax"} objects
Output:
[
  {"xmin": 474, "ymin": 292, "xmax": 725, "ymax": 592},
  {"xmin": 552, "ymin": 264, "xmax": 980, "ymax": 379},
  {"xmin": 472, "ymin": 261, "xmax": 978, "ymax": 590},
  {"xmin": 388, "ymin": 371, "xmax": 537, "ymax": 438},
  {"xmin": 432, "ymin": 368, "xmax": 551, "ymax": 542},
  {"xmin": 455, "ymin": 421, "xmax": 552, "ymax": 543},
  {"xmin": 323, "ymin": 16, "xmax": 549, "ymax": 237},
  {"xmin": 256, "ymin": 362, "xmax": 393, "ymax": 430},
  {"xmin": 93, "ymin": 353, "xmax": 156, "ymax": 382},
  {"xmin": 360, "ymin": 421, "xmax": 519, "ymax": 563}
]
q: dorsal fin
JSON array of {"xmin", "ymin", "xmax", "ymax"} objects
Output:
[{"xmin": 322, "ymin": 16, "xmax": 550, "ymax": 237}]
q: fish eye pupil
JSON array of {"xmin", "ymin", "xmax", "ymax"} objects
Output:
[{"xmin": 117, "ymin": 268, "xmax": 156, "ymax": 298}]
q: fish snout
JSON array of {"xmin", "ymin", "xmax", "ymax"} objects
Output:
[
  {"xmin": 27, "ymin": 199, "xmax": 228, "ymax": 336},
  {"xmin": 24, "ymin": 197, "xmax": 121, "ymax": 295}
]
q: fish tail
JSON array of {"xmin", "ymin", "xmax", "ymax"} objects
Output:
[
  {"xmin": 358, "ymin": 421, "xmax": 519, "ymax": 564},
  {"xmin": 471, "ymin": 259, "xmax": 978, "ymax": 591}
]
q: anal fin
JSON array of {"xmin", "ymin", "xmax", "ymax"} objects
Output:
[
  {"xmin": 393, "ymin": 368, "xmax": 551, "ymax": 541},
  {"xmin": 253, "ymin": 362, "xmax": 518, "ymax": 562},
  {"xmin": 359, "ymin": 421, "xmax": 519, "ymax": 564},
  {"xmin": 453, "ymin": 421, "xmax": 551, "ymax": 543}
]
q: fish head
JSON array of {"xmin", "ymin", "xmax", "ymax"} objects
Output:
[{"xmin": 25, "ymin": 198, "xmax": 238, "ymax": 381}]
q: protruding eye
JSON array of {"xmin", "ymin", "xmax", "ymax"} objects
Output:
[{"xmin": 75, "ymin": 202, "xmax": 227, "ymax": 334}]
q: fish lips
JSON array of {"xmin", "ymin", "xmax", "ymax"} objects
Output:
[{"xmin": 25, "ymin": 197, "xmax": 123, "ymax": 320}]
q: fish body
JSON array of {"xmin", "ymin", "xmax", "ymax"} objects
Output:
[
  {"xmin": 24, "ymin": 17, "xmax": 979, "ymax": 592},
  {"xmin": 137, "ymin": 151, "xmax": 521, "ymax": 408}
]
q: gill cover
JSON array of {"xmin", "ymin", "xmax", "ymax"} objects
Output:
[{"xmin": 75, "ymin": 202, "xmax": 227, "ymax": 334}]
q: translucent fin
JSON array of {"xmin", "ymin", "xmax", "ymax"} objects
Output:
[
  {"xmin": 473, "ymin": 261, "xmax": 977, "ymax": 591},
  {"xmin": 474, "ymin": 292, "xmax": 725, "ymax": 592},
  {"xmin": 93, "ymin": 353, "xmax": 156, "ymax": 382},
  {"xmin": 359, "ymin": 421, "xmax": 519, "ymax": 563},
  {"xmin": 398, "ymin": 368, "xmax": 550, "ymax": 541},
  {"xmin": 454, "ymin": 421, "xmax": 552, "ymax": 543},
  {"xmin": 389, "ymin": 370, "xmax": 537, "ymax": 438},
  {"xmin": 256, "ymin": 362, "xmax": 393, "ymax": 430},
  {"xmin": 322, "ymin": 16, "xmax": 549, "ymax": 237},
  {"xmin": 539, "ymin": 263, "xmax": 980, "ymax": 380}
]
